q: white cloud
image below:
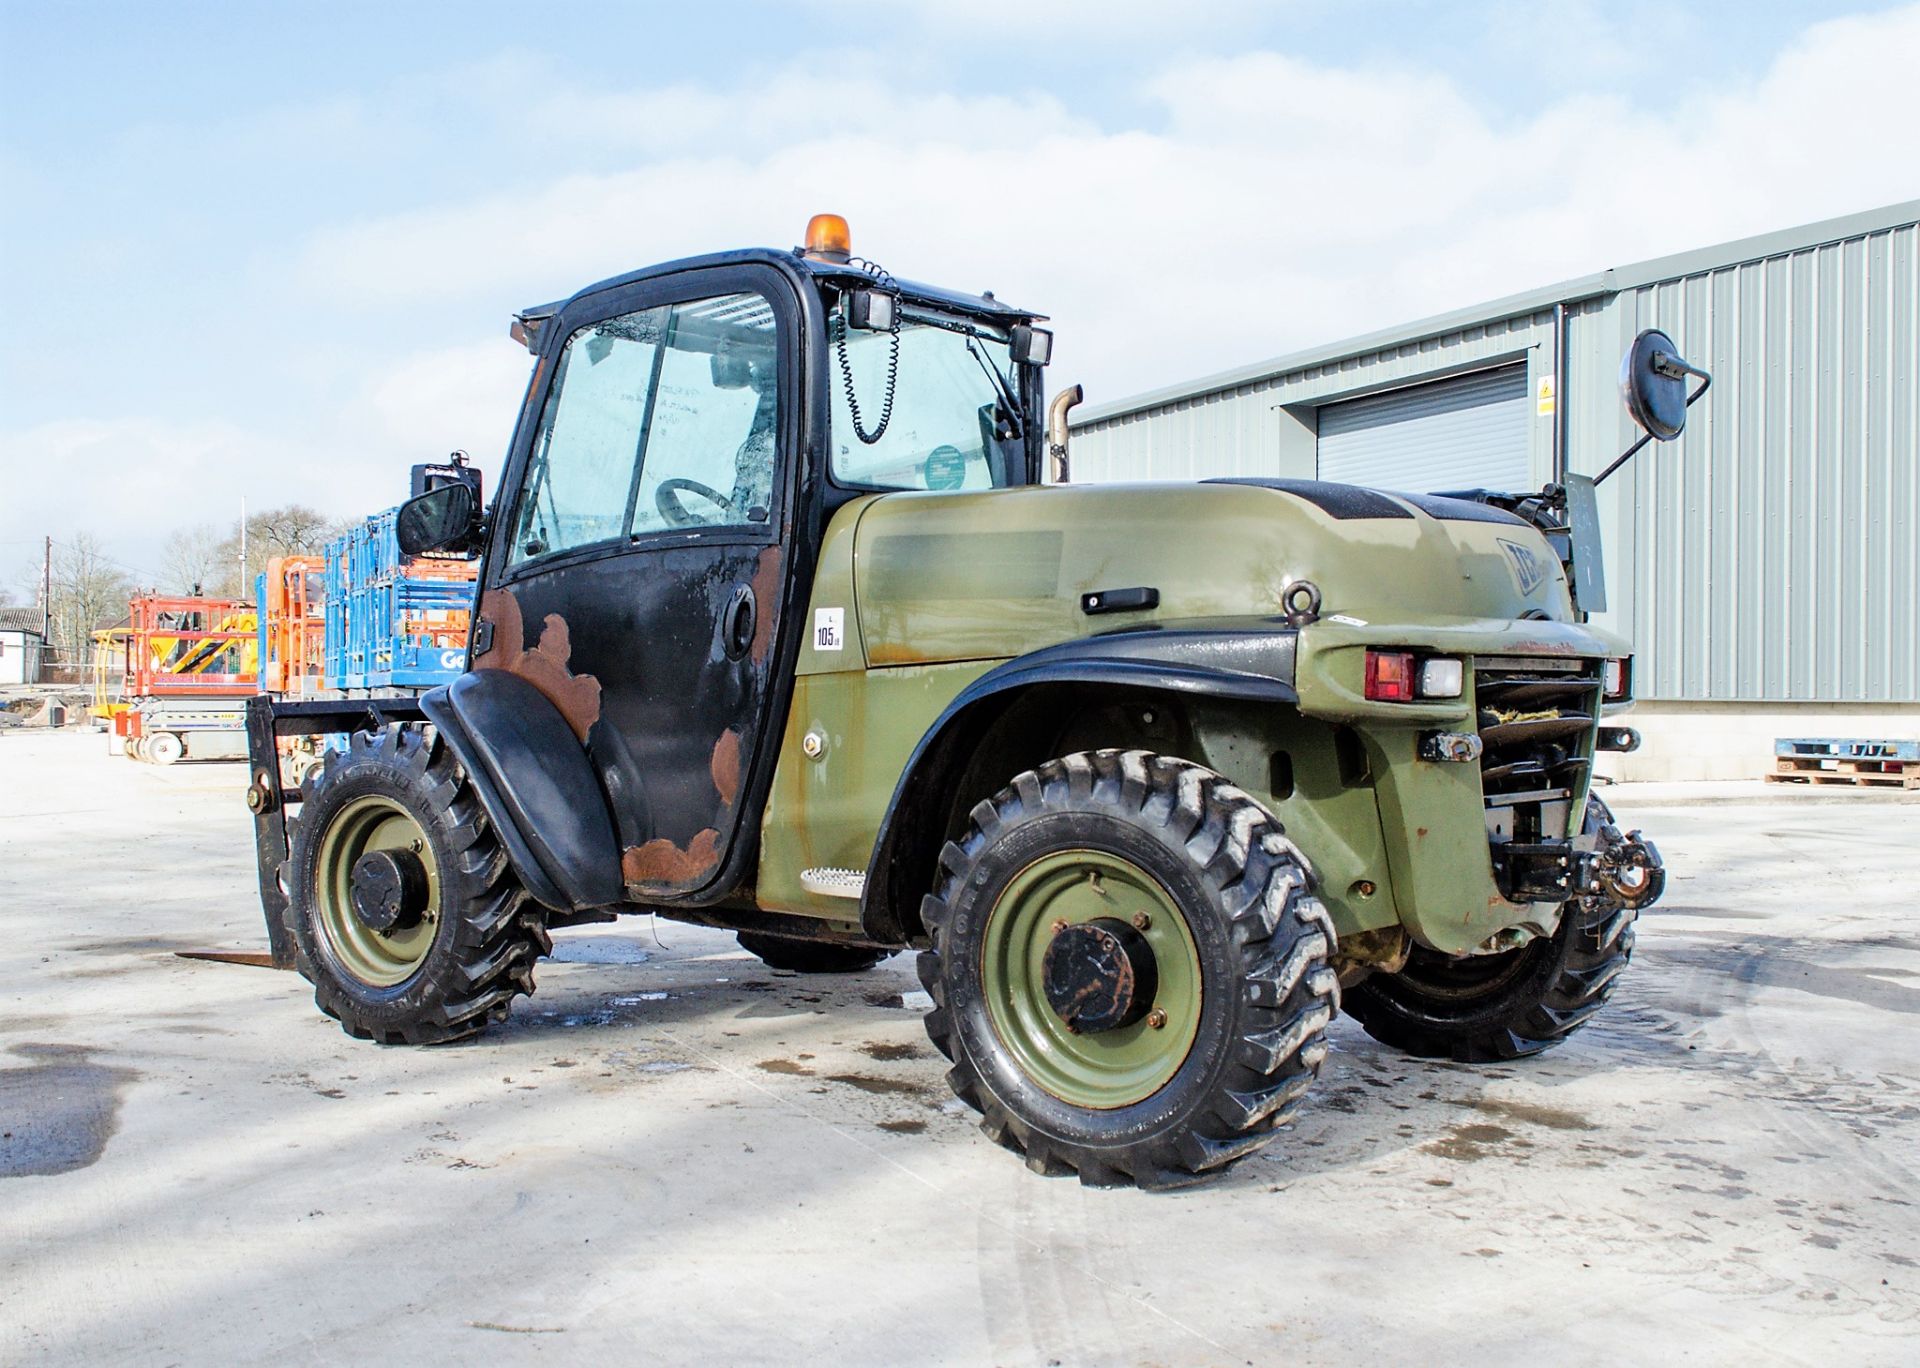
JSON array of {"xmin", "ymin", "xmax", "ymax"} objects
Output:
[
  {"xmin": 363, "ymin": 340, "xmax": 532, "ymax": 463},
  {"xmin": 286, "ymin": 5, "xmax": 1920, "ymax": 405},
  {"xmin": 6, "ymin": 4, "xmax": 1917, "ymax": 579},
  {"xmin": 821, "ymin": 0, "xmax": 1273, "ymax": 34},
  {"xmin": 0, "ymin": 343, "xmax": 533, "ymax": 579}
]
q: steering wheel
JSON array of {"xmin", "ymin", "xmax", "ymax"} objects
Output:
[{"xmin": 655, "ymin": 477, "xmax": 732, "ymax": 529}]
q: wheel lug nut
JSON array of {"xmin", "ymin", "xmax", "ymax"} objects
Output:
[
  {"xmin": 1147, "ymin": 1009, "xmax": 1167, "ymax": 1029},
  {"xmin": 1050, "ymin": 919, "xmax": 1068, "ymax": 936},
  {"xmin": 1131, "ymin": 911, "xmax": 1151, "ymax": 930}
]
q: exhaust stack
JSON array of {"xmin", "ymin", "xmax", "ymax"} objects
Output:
[{"xmin": 1047, "ymin": 384, "xmax": 1083, "ymax": 484}]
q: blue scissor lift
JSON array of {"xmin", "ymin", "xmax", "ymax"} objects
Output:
[{"xmin": 258, "ymin": 507, "xmax": 477, "ymax": 781}]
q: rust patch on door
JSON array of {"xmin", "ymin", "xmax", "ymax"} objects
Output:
[
  {"xmin": 622, "ymin": 829, "xmax": 721, "ymax": 885},
  {"xmin": 749, "ymin": 547, "xmax": 780, "ymax": 665},
  {"xmin": 711, "ymin": 729, "xmax": 743, "ymax": 808},
  {"xmin": 619, "ymin": 729, "xmax": 740, "ymax": 890},
  {"xmin": 471, "ymin": 589, "xmax": 602, "ymax": 743}
]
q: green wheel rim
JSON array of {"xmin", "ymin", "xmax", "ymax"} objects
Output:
[
  {"xmin": 313, "ymin": 795, "xmax": 440, "ymax": 987},
  {"xmin": 980, "ymin": 849, "xmax": 1203, "ymax": 1110}
]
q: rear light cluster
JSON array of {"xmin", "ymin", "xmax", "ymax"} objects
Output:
[
  {"xmin": 1603, "ymin": 657, "xmax": 1632, "ymax": 702},
  {"xmin": 1364, "ymin": 650, "xmax": 1464, "ymax": 702}
]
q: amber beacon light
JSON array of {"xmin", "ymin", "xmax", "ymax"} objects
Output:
[{"xmin": 803, "ymin": 213, "xmax": 853, "ymax": 263}]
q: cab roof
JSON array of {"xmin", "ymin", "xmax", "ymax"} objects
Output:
[{"xmin": 511, "ymin": 246, "xmax": 1042, "ymax": 353}]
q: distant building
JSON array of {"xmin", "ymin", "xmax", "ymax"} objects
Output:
[
  {"xmin": 0, "ymin": 608, "xmax": 47, "ymax": 686},
  {"xmin": 1070, "ymin": 201, "xmax": 1920, "ymax": 780}
]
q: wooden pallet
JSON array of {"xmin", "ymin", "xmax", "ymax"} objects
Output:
[{"xmin": 1767, "ymin": 755, "xmax": 1920, "ymax": 789}]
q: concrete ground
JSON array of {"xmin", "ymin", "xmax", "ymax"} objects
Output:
[{"xmin": 1, "ymin": 731, "xmax": 1915, "ymax": 1366}]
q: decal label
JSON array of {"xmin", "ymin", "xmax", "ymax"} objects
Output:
[
  {"xmin": 813, "ymin": 607, "xmax": 845, "ymax": 652},
  {"xmin": 1498, "ymin": 538, "xmax": 1549, "ymax": 596}
]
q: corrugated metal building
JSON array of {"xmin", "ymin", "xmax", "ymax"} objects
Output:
[{"xmin": 1070, "ymin": 201, "xmax": 1920, "ymax": 780}]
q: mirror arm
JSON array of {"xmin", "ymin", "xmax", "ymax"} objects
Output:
[{"xmin": 1594, "ymin": 369, "xmax": 1712, "ymax": 488}]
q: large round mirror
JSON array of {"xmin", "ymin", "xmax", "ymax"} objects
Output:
[{"xmin": 1619, "ymin": 328, "xmax": 1690, "ymax": 441}]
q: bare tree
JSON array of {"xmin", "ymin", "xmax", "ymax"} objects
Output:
[
  {"xmin": 27, "ymin": 534, "xmax": 134, "ymax": 670},
  {"xmin": 161, "ymin": 523, "xmax": 232, "ymax": 596},
  {"xmin": 218, "ymin": 504, "xmax": 349, "ymax": 592}
]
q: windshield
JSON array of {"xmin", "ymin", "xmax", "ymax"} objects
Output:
[{"xmin": 829, "ymin": 307, "xmax": 1024, "ymax": 492}]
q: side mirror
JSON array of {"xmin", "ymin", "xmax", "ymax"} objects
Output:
[
  {"xmin": 1595, "ymin": 330, "xmax": 1713, "ymax": 487},
  {"xmin": 396, "ymin": 481, "xmax": 481, "ymax": 557},
  {"xmin": 1620, "ymin": 328, "xmax": 1704, "ymax": 441}
]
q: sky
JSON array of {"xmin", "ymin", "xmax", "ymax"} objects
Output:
[{"xmin": 2, "ymin": 0, "xmax": 1916, "ymax": 587}]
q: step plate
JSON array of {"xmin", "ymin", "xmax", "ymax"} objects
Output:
[{"xmin": 799, "ymin": 867, "xmax": 866, "ymax": 900}]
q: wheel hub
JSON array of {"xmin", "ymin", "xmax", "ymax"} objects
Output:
[
  {"xmin": 1042, "ymin": 918, "xmax": 1158, "ymax": 1033},
  {"xmin": 349, "ymin": 848, "xmax": 429, "ymax": 934}
]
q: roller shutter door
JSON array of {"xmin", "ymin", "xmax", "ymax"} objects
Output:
[{"xmin": 1316, "ymin": 364, "xmax": 1530, "ymax": 491}]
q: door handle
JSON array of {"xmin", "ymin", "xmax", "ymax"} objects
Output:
[{"xmin": 721, "ymin": 584, "xmax": 757, "ymax": 661}]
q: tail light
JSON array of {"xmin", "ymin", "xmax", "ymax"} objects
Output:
[
  {"xmin": 1366, "ymin": 650, "xmax": 1465, "ymax": 702},
  {"xmin": 1364, "ymin": 650, "xmax": 1416, "ymax": 702},
  {"xmin": 1603, "ymin": 657, "xmax": 1632, "ymax": 701}
]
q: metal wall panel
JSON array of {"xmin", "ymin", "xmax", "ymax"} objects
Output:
[
  {"xmin": 1070, "ymin": 380, "xmax": 1287, "ymax": 484},
  {"xmin": 1073, "ymin": 310, "xmax": 1554, "ymax": 486},
  {"xmin": 1316, "ymin": 364, "xmax": 1529, "ymax": 490},
  {"xmin": 1567, "ymin": 221, "xmax": 1920, "ymax": 702},
  {"xmin": 1070, "ymin": 206, "xmax": 1920, "ymax": 703}
]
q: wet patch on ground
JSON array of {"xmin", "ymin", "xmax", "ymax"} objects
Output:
[
  {"xmin": 826, "ymin": 1073, "xmax": 927, "ymax": 1098},
  {"xmin": 1424, "ymin": 1122, "xmax": 1521, "ymax": 1162},
  {"xmin": 859, "ymin": 1041, "xmax": 926, "ymax": 1062},
  {"xmin": 0, "ymin": 1044, "xmax": 138, "ymax": 1178},
  {"xmin": 1462, "ymin": 1098, "xmax": 1596, "ymax": 1131}
]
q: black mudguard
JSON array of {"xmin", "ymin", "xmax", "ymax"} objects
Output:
[
  {"xmin": 420, "ymin": 670, "xmax": 624, "ymax": 912},
  {"xmin": 858, "ymin": 625, "xmax": 1301, "ymax": 944}
]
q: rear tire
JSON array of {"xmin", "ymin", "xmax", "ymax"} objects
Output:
[
  {"xmin": 919, "ymin": 750, "xmax": 1338, "ymax": 1188},
  {"xmin": 286, "ymin": 724, "xmax": 548, "ymax": 1044},
  {"xmin": 1342, "ymin": 796, "xmax": 1635, "ymax": 1062},
  {"xmin": 735, "ymin": 930, "xmax": 889, "ymax": 974}
]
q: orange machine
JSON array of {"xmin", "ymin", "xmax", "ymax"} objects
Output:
[
  {"xmin": 257, "ymin": 557, "xmax": 326, "ymax": 697},
  {"xmin": 114, "ymin": 594, "xmax": 260, "ymax": 763},
  {"xmin": 127, "ymin": 595, "xmax": 258, "ymax": 697}
]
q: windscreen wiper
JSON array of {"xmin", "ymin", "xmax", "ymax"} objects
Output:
[{"xmin": 965, "ymin": 335, "xmax": 1024, "ymax": 438}]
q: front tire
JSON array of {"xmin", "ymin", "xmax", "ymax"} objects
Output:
[
  {"xmin": 920, "ymin": 750, "xmax": 1338, "ymax": 1188},
  {"xmin": 286, "ymin": 725, "xmax": 548, "ymax": 1044},
  {"xmin": 1342, "ymin": 796, "xmax": 1636, "ymax": 1062}
]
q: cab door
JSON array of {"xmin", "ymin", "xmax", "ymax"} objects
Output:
[{"xmin": 475, "ymin": 265, "xmax": 801, "ymax": 900}]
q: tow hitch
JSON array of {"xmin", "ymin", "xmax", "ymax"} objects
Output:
[
  {"xmin": 1590, "ymin": 820, "xmax": 1665, "ymax": 911},
  {"xmin": 1490, "ymin": 811, "xmax": 1666, "ymax": 911}
]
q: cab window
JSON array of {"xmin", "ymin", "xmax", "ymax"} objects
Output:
[
  {"xmin": 829, "ymin": 313, "xmax": 1020, "ymax": 492},
  {"xmin": 509, "ymin": 292, "xmax": 780, "ymax": 566}
]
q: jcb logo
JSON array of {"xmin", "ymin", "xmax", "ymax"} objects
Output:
[{"xmin": 1497, "ymin": 539, "xmax": 1548, "ymax": 596}]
